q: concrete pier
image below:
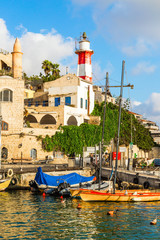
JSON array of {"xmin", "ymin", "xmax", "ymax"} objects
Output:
[
  {"xmin": 102, "ymin": 167, "xmax": 160, "ymax": 189},
  {"xmin": 1, "ymin": 164, "xmax": 91, "ymax": 190}
]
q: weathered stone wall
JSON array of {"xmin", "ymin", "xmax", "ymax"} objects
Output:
[
  {"xmin": 0, "ymin": 76, "xmax": 24, "ymax": 133},
  {"xmin": 0, "ymin": 52, "xmax": 12, "ymax": 69},
  {"xmin": 2, "ymin": 134, "xmax": 52, "ymax": 160},
  {"xmin": 26, "ymin": 105, "xmax": 65, "ymax": 128},
  {"xmin": 23, "ymin": 127, "xmax": 57, "ymax": 137},
  {"xmin": 44, "ymin": 73, "xmax": 80, "ymax": 90},
  {"xmin": 149, "ymin": 146, "xmax": 160, "ymax": 158}
]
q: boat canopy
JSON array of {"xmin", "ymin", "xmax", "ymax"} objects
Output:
[{"xmin": 35, "ymin": 167, "xmax": 95, "ymax": 188}]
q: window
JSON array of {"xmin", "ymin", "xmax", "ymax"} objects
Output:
[
  {"xmin": 28, "ymin": 100, "xmax": 32, "ymax": 107},
  {"xmin": 65, "ymin": 97, "xmax": 71, "ymax": 106},
  {"xmin": 85, "ymin": 99, "xmax": 87, "ymax": 109},
  {"xmin": 2, "ymin": 121, "xmax": 8, "ymax": 130},
  {"xmin": 40, "ymin": 114, "xmax": 56, "ymax": 125},
  {"xmin": 42, "ymin": 101, "xmax": 48, "ymax": 106},
  {"xmin": 35, "ymin": 101, "xmax": 40, "ymax": 107},
  {"xmin": 80, "ymin": 98, "xmax": 83, "ymax": 108},
  {"xmin": 30, "ymin": 149, "xmax": 37, "ymax": 159},
  {"xmin": 2, "ymin": 147, "xmax": 8, "ymax": 159},
  {"xmin": 55, "ymin": 97, "xmax": 60, "ymax": 106},
  {"xmin": 0, "ymin": 89, "xmax": 13, "ymax": 102}
]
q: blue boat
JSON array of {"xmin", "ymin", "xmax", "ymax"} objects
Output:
[{"xmin": 29, "ymin": 167, "xmax": 96, "ymax": 194}]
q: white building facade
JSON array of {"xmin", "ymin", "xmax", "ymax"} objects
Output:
[{"xmin": 44, "ymin": 73, "xmax": 95, "ymax": 126}]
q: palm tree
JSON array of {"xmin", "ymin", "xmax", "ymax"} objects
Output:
[
  {"xmin": 51, "ymin": 63, "xmax": 60, "ymax": 79},
  {"xmin": 42, "ymin": 60, "xmax": 52, "ymax": 75}
]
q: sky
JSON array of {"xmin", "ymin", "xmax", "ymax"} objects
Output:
[{"xmin": 0, "ymin": 0, "xmax": 160, "ymax": 126}]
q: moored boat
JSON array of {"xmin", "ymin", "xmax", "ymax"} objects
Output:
[
  {"xmin": 0, "ymin": 178, "xmax": 11, "ymax": 191},
  {"xmin": 80, "ymin": 190, "xmax": 160, "ymax": 202},
  {"xmin": 70, "ymin": 181, "xmax": 112, "ymax": 198},
  {"xmin": 29, "ymin": 167, "xmax": 96, "ymax": 195}
]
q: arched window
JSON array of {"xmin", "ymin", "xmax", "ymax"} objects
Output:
[
  {"xmin": 40, "ymin": 114, "xmax": 56, "ymax": 125},
  {"xmin": 26, "ymin": 115, "xmax": 38, "ymax": 123},
  {"xmin": 30, "ymin": 149, "xmax": 37, "ymax": 159},
  {"xmin": 2, "ymin": 147, "xmax": 8, "ymax": 159},
  {"xmin": 0, "ymin": 89, "xmax": 13, "ymax": 102},
  {"xmin": 67, "ymin": 116, "xmax": 78, "ymax": 126}
]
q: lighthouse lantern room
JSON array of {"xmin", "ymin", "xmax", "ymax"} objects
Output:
[{"xmin": 75, "ymin": 32, "xmax": 94, "ymax": 83}]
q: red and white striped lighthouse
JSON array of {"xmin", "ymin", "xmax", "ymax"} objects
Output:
[{"xmin": 75, "ymin": 32, "xmax": 94, "ymax": 83}]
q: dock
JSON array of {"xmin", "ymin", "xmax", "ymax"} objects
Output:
[{"xmin": 102, "ymin": 167, "xmax": 160, "ymax": 189}]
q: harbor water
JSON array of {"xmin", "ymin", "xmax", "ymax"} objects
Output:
[{"xmin": 1, "ymin": 190, "xmax": 160, "ymax": 239}]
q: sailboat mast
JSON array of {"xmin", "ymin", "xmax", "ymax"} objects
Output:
[
  {"xmin": 113, "ymin": 60, "xmax": 125, "ymax": 194},
  {"xmin": 99, "ymin": 72, "xmax": 109, "ymax": 190}
]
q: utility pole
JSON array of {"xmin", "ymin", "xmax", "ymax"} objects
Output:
[
  {"xmin": 99, "ymin": 72, "xmax": 108, "ymax": 190},
  {"xmin": 99, "ymin": 141, "xmax": 102, "ymax": 190},
  {"xmin": 99, "ymin": 72, "xmax": 134, "ymax": 175},
  {"xmin": 113, "ymin": 60, "xmax": 125, "ymax": 194}
]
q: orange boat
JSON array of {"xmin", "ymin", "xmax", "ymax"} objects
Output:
[
  {"xmin": 80, "ymin": 190, "xmax": 160, "ymax": 202},
  {"xmin": 70, "ymin": 188, "xmax": 151, "ymax": 198}
]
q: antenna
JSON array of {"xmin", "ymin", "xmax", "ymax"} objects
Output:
[
  {"xmin": 80, "ymin": 32, "xmax": 83, "ymax": 40},
  {"xmin": 75, "ymin": 38, "xmax": 78, "ymax": 50}
]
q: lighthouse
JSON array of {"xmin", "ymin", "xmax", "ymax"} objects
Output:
[{"xmin": 75, "ymin": 32, "xmax": 94, "ymax": 83}]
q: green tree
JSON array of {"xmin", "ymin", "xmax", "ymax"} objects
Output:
[
  {"xmin": 42, "ymin": 60, "xmax": 52, "ymax": 76},
  {"xmin": 42, "ymin": 101, "xmax": 154, "ymax": 155},
  {"xmin": 51, "ymin": 63, "xmax": 60, "ymax": 79},
  {"xmin": 41, "ymin": 60, "xmax": 61, "ymax": 82}
]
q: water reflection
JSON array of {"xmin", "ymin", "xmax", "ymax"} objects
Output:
[{"xmin": 0, "ymin": 191, "xmax": 160, "ymax": 239}]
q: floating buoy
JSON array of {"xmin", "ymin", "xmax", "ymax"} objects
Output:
[
  {"xmin": 107, "ymin": 211, "xmax": 114, "ymax": 216},
  {"xmin": 60, "ymin": 195, "xmax": 65, "ymax": 203},
  {"xmin": 42, "ymin": 192, "xmax": 46, "ymax": 197},
  {"xmin": 77, "ymin": 203, "xmax": 81, "ymax": 210},
  {"xmin": 150, "ymin": 218, "xmax": 157, "ymax": 225},
  {"xmin": 107, "ymin": 209, "xmax": 119, "ymax": 216}
]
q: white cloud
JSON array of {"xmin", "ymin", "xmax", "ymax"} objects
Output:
[
  {"xmin": 122, "ymin": 39, "xmax": 149, "ymax": 57},
  {"xmin": 132, "ymin": 101, "xmax": 141, "ymax": 107},
  {"xmin": 131, "ymin": 62, "xmax": 156, "ymax": 75},
  {"xmin": 0, "ymin": 18, "xmax": 75, "ymax": 76},
  {"xmin": 133, "ymin": 92, "xmax": 160, "ymax": 127},
  {"xmin": 0, "ymin": 19, "xmax": 15, "ymax": 51},
  {"xmin": 15, "ymin": 24, "xmax": 27, "ymax": 35},
  {"xmin": 71, "ymin": 0, "xmax": 160, "ymax": 55},
  {"xmin": 92, "ymin": 61, "xmax": 114, "ymax": 85}
]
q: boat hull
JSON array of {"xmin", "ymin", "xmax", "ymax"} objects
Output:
[
  {"xmin": 70, "ymin": 181, "xmax": 110, "ymax": 198},
  {"xmin": 0, "ymin": 179, "xmax": 11, "ymax": 191},
  {"xmin": 71, "ymin": 188, "xmax": 151, "ymax": 199},
  {"xmin": 80, "ymin": 190, "xmax": 160, "ymax": 202}
]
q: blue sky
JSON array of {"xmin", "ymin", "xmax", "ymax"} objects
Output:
[{"xmin": 1, "ymin": 0, "xmax": 160, "ymax": 126}]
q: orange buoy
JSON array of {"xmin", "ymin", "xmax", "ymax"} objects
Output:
[
  {"xmin": 77, "ymin": 203, "xmax": 81, "ymax": 210},
  {"xmin": 60, "ymin": 195, "xmax": 65, "ymax": 203},
  {"xmin": 107, "ymin": 209, "xmax": 119, "ymax": 216},
  {"xmin": 107, "ymin": 211, "xmax": 114, "ymax": 216},
  {"xmin": 150, "ymin": 218, "xmax": 157, "ymax": 225},
  {"xmin": 42, "ymin": 192, "xmax": 46, "ymax": 197}
]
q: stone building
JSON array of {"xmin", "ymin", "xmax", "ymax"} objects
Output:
[
  {"xmin": 93, "ymin": 85, "xmax": 115, "ymax": 104},
  {"xmin": 0, "ymin": 48, "xmax": 12, "ymax": 73},
  {"xmin": 1, "ymin": 39, "xmax": 55, "ymax": 162},
  {"xmin": 24, "ymin": 33, "xmax": 96, "ymax": 129}
]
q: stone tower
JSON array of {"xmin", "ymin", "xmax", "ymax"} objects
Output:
[{"xmin": 11, "ymin": 38, "xmax": 23, "ymax": 79}]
